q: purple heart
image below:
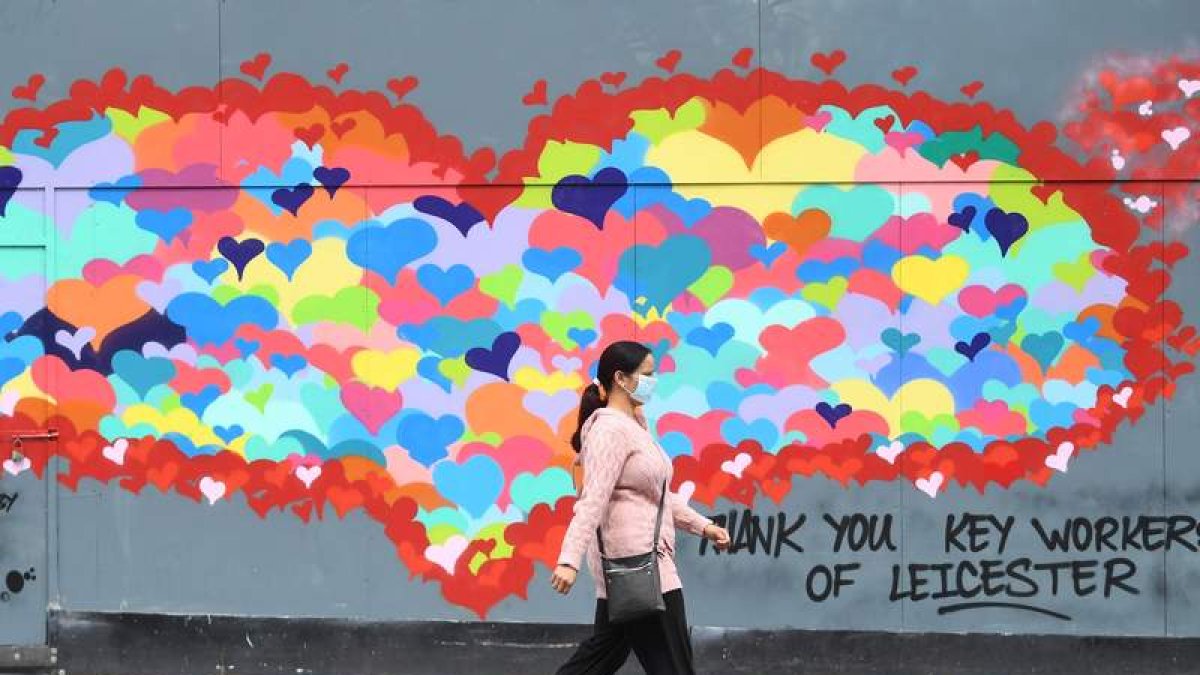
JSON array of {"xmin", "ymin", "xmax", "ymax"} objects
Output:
[
  {"xmin": 413, "ymin": 196, "xmax": 484, "ymax": 237},
  {"xmin": 551, "ymin": 167, "xmax": 628, "ymax": 230},
  {"xmin": 465, "ymin": 331, "xmax": 520, "ymax": 381},
  {"xmin": 0, "ymin": 166, "xmax": 22, "ymax": 217},
  {"xmin": 947, "ymin": 205, "xmax": 976, "ymax": 232},
  {"xmin": 55, "ymin": 327, "xmax": 96, "ymax": 360},
  {"xmin": 984, "ymin": 207, "xmax": 1028, "ymax": 257},
  {"xmin": 313, "ymin": 166, "xmax": 350, "ymax": 198},
  {"xmin": 136, "ymin": 277, "xmax": 184, "ymax": 313},
  {"xmin": 955, "ymin": 332, "xmax": 992, "ymax": 361},
  {"xmin": 271, "ymin": 183, "xmax": 314, "ymax": 216},
  {"xmin": 815, "ymin": 402, "xmax": 852, "ymax": 429},
  {"xmin": 217, "ymin": 236, "xmax": 265, "ymax": 280}
]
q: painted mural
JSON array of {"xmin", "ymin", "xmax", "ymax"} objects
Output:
[{"xmin": 0, "ymin": 49, "xmax": 1196, "ymax": 616}]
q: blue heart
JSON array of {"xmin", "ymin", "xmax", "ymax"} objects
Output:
[
  {"xmin": 660, "ymin": 431, "xmax": 694, "ymax": 458},
  {"xmin": 135, "ymin": 208, "xmax": 192, "ymax": 243},
  {"xmin": 180, "ymin": 384, "xmax": 221, "ymax": 416},
  {"xmin": 110, "ymin": 350, "xmax": 177, "ymax": 399},
  {"xmin": 347, "ymin": 218, "xmax": 438, "ymax": 281},
  {"xmin": 165, "ymin": 293, "xmax": 278, "ymax": 346},
  {"xmin": 417, "ymin": 356, "xmax": 454, "ymax": 393},
  {"xmin": 266, "ymin": 240, "xmax": 312, "ymax": 280},
  {"xmin": 234, "ymin": 338, "xmax": 260, "ymax": 358},
  {"xmin": 705, "ymin": 381, "xmax": 746, "ymax": 411},
  {"xmin": 433, "ymin": 454, "xmax": 504, "ymax": 518},
  {"xmin": 523, "ymin": 247, "xmax": 582, "ymax": 282},
  {"xmin": 89, "ymin": 174, "xmax": 142, "ymax": 205},
  {"xmin": 417, "ymin": 264, "xmax": 475, "ymax": 305},
  {"xmin": 213, "ymin": 424, "xmax": 245, "ymax": 444},
  {"xmin": 797, "ymin": 257, "xmax": 857, "ymax": 283},
  {"xmin": 567, "ymin": 327, "xmax": 597, "ymax": 349},
  {"xmin": 1064, "ymin": 316, "xmax": 1101, "ymax": 345},
  {"xmin": 191, "ymin": 259, "xmax": 229, "ymax": 284},
  {"xmin": 270, "ymin": 354, "xmax": 307, "ymax": 378},
  {"xmin": 686, "ymin": 323, "xmax": 734, "ymax": 356},
  {"xmin": 465, "ymin": 331, "xmax": 520, "ymax": 380},
  {"xmin": 749, "ymin": 242, "xmax": 787, "ymax": 268},
  {"xmin": 0, "ymin": 311, "xmax": 23, "ymax": 337},
  {"xmin": 0, "ymin": 357, "xmax": 24, "ymax": 387},
  {"xmin": 863, "ymin": 240, "xmax": 901, "ymax": 272},
  {"xmin": 721, "ymin": 418, "xmax": 778, "ymax": 449},
  {"xmin": 398, "ymin": 412, "xmax": 465, "ymax": 466}
]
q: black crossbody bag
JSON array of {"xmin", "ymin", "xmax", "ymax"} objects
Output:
[{"xmin": 596, "ymin": 477, "xmax": 667, "ymax": 623}]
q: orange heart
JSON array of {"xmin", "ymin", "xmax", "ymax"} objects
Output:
[
  {"xmin": 764, "ymin": 209, "xmax": 831, "ymax": 257},
  {"xmin": 47, "ymin": 275, "xmax": 150, "ymax": 348}
]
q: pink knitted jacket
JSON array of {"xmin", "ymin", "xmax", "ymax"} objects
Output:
[{"xmin": 557, "ymin": 407, "xmax": 712, "ymax": 599}]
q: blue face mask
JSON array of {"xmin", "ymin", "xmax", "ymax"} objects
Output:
[{"xmin": 620, "ymin": 373, "xmax": 657, "ymax": 404}]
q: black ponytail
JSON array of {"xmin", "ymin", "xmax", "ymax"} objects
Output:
[{"xmin": 570, "ymin": 340, "xmax": 651, "ymax": 452}]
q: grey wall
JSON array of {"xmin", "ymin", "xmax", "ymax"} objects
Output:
[{"xmin": 0, "ymin": 0, "xmax": 1198, "ymax": 645}]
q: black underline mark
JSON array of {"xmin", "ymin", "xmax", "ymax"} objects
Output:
[{"xmin": 937, "ymin": 602, "xmax": 1072, "ymax": 621}]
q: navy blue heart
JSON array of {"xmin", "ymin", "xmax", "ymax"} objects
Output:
[
  {"xmin": 984, "ymin": 207, "xmax": 1028, "ymax": 257},
  {"xmin": 815, "ymin": 402, "xmax": 852, "ymax": 429},
  {"xmin": 955, "ymin": 332, "xmax": 992, "ymax": 361},
  {"xmin": 551, "ymin": 167, "xmax": 628, "ymax": 230},
  {"xmin": 271, "ymin": 183, "xmax": 314, "ymax": 216},
  {"xmin": 414, "ymin": 195, "xmax": 484, "ymax": 237},
  {"xmin": 312, "ymin": 166, "xmax": 350, "ymax": 198},
  {"xmin": 465, "ymin": 331, "xmax": 520, "ymax": 381},
  {"xmin": 948, "ymin": 205, "xmax": 976, "ymax": 232},
  {"xmin": 0, "ymin": 166, "xmax": 22, "ymax": 217},
  {"xmin": 217, "ymin": 236, "xmax": 265, "ymax": 281}
]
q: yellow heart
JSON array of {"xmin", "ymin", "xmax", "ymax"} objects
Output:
[
  {"xmin": 513, "ymin": 367, "xmax": 582, "ymax": 394},
  {"xmin": 892, "ymin": 255, "xmax": 969, "ymax": 306},
  {"xmin": 831, "ymin": 379, "xmax": 955, "ymax": 436},
  {"xmin": 351, "ymin": 348, "xmax": 420, "ymax": 391}
]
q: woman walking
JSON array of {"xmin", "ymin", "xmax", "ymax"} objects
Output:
[{"xmin": 551, "ymin": 341, "xmax": 731, "ymax": 675}]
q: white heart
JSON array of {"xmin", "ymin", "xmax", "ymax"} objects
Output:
[
  {"xmin": 721, "ymin": 452, "xmax": 752, "ymax": 478},
  {"xmin": 915, "ymin": 471, "xmax": 944, "ymax": 498},
  {"xmin": 425, "ymin": 535, "xmax": 469, "ymax": 575},
  {"xmin": 0, "ymin": 389, "xmax": 19, "ymax": 416},
  {"xmin": 102, "ymin": 438, "xmax": 129, "ymax": 465},
  {"xmin": 295, "ymin": 464, "xmax": 322, "ymax": 488},
  {"xmin": 3, "ymin": 456, "xmax": 31, "ymax": 476},
  {"xmin": 1180, "ymin": 78, "xmax": 1200, "ymax": 98},
  {"xmin": 1113, "ymin": 386, "xmax": 1133, "ymax": 408},
  {"xmin": 1162, "ymin": 126, "xmax": 1191, "ymax": 150},
  {"xmin": 1126, "ymin": 195, "xmax": 1158, "ymax": 214},
  {"xmin": 1045, "ymin": 441, "xmax": 1074, "ymax": 473},
  {"xmin": 876, "ymin": 440, "xmax": 904, "ymax": 464},
  {"xmin": 199, "ymin": 476, "xmax": 226, "ymax": 504},
  {"xmin": 1110, "ymin": 150, "xmax": 1126, "ymax": 171},
  {"xmin": 1138, "ymin": 100, "xmax": 1154, "ymax": 117},
  {"xmin": 676, "ymin": 480, "xmax": 696, "ymax": 503}
]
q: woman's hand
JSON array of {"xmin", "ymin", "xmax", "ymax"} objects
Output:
[
  {"xmin": 702, "ymin": 523, "xmax": 731, "ymax": 550},
  {"xmin": 551, "ymin": 564, "xmax": 578, "ymax": 594}
]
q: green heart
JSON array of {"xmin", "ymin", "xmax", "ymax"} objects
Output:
[
  {"xmin": 900, "ymin": 411, "xmax": 960, "ymax": 439},
  {"xmin": 688, "ymin": 266, "xmax": 733, "ymax": 308},
  {"xmin": 510, "ymin": 468, "xmax": 574, "ymax": 514},
  {"xmin": 802, "ymin": 276, "xmax": 848, "ymax": 310},
  {"xmin": 438, "ymin": 357, "xmax": 472, "ymax": 389},
  {"xmin": 1052, "ymin": 254, "xmax": 1094, "ymax": 292},
  {"xmin": 541, "ymin": 310, "xmax": 594, "ymax": 349},
  {"xmin": 158, "ymin": 392, "xmax": 181, "ymax": 413},
  {"xmin": 630, "ymin": 99, "xmax": 706, "ymax": 145},
  {"xmin": 480, "ymin": 264, "xmax": 523, "ymax": 307},
  {"xmin": 293, "ymin": 286, "xmax": 380, "ymax": 332},
  {"xmin": 245, "ymin": 383, "xmax": 274, "ymax": 414}
]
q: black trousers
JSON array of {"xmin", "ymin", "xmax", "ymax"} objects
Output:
[{"xmin": 555, "ymin": 589, "xmax": 696, "ymax": 675}]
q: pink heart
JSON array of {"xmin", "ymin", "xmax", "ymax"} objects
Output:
[
  {"xmin": 199, "ymin": 476, "xmax": 226, "ymax": 504},
  {"xmin": 340, "ymin": 382, "xmax": 402, "ymax": 435},
  {"xmin": 915, "ymin": 471, "xmax": 944, "ymax": 498},
  {"xmin": 295, "ymin": 465, "xmax": 322, "ymax": 488},
  {"xmin": 884, "ymin": 131, "xmax": 924, "ymax": 155},
  {"xmin": 1179, "ymin": 79, "xmax": 1200, "ymax": 98},
  {"xmin": 1044, "ymin": 442, "xmax": 1073, "ymax": 473},
  {"xmin": 425, "ymin": 535, "xmax": 469, "ymax": 574},
  {"xmin": 1113, "ymin": 386, "xmax": 1133, "ymax": 408},
  {"xmin": 1161, "ymin": 126, "xmax": 1191, "ymax": 150},
  {"xmin": 102, "ymin": 438, "xmax": 128, "ymax": 465},
  {"xmin": 876, "ymin": 440, "xmax": 904, "ymax": 464},
  {"xmin": 804, "ymin": 110, "xmax": 833, "ymax": 131},
  {"xmin": 720, "ymin": 452, "xmax": 752, "ymax": 478}
]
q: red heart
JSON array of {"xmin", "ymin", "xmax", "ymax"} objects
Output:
[
  {"xmin": 732, "ymin": 47, "xmax": 754, "ymax": 69},
  {"xmin": 331, "ymin": 117, "xmax": 356, "ymax": 138},
  {"xmin": 521, "ymin": 79, "xmax": 548, "ymax": 106},
  {"xmin": 146, "ymin": 462, "xmax": 180, "ymax": 493},
  {"xmin": 874, "ymin": 115, "xmax": 895, "ymax": 133},
  {"xmin": 11, "ymin": 73, "xmax": 45, "ymax": 102},
  {"xmin": 1031, "ymin": 184, "xmax": 1058, "ymax": 204},
  {"xmin": 950, "ymin": 150, "xmax": 980, "ymax": 171},
  {"xmin": 891, "ymin": 65, "xmax": 918, "ymax": 86},
  {"xmin": 239, "ymin": 53, "xmax": 272, "ymax": 81},
  {"xmin": 387, "ymin": 76, "xmax": 419, "ymax": 101},
  {"xmin": 655, "ymin": 50, "xmax": 682, "ymax": 73},
  {"xmin": 294, "ymin": 123, "xmax": 324, "ymax": 149},
  {"xmin": 327, "ymin": 62, "xmax": 349, "ymax": 84},
  {"xmin": 960, "ymin": 80, "xmax": 984, "ymax": 98},
  {"xmin": 599, "ymin": 71, "xmax": 627, "ymax": 88},
  {"xmin": 34, "ymin": 128, "xmax": 57, "ymax": 148},
  {"xmin": 810, "ymin": 50, "xmax": 847, "ymax": 76}
]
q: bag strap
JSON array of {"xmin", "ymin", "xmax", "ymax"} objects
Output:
[{"xmin": 596, "ymin": 476, "xmax": 667, "ymax": 559}]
